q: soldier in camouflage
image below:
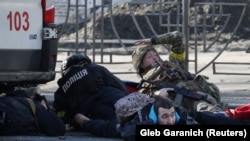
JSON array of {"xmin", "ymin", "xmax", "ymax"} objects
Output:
[
  {"xmin": 135, "ymin": 31, "xmax": 186, "ymax": 69},
  {"xmin": 133, "ymin": 31, "xmax": 226, "ymax": 112}
]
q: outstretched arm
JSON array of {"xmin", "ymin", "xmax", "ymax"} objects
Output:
[
  {"xmin": 134, "ymin": 31, "xmax": 186, "ymax": 69},
  {"xmin": 134, "ymin": 38, "xmax": 152, "ymax": 46}
]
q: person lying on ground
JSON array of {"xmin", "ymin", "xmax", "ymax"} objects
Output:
[
  {"xmin": 68, "ymin": 88, "xmax": 174, "ymax": 138},
  {"xmin": 132, "ymin": 31, "xmax": 225, "ymax": 112},
  {"xmin": 0, "ymin": 88, "xmax": 66, "ymax": 136},
  {"xmin": 115, "ymin": 95, "xmax": 250, "ymax": 141},
  {"xmin": 53, "ymin": 53, "xmax": 128, "ymax": 132},
  {"xmin": 70, "ymin": 93, "xmax": 250, "ymax": 140}
]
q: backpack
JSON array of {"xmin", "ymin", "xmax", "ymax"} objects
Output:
[
  {"xmin": 114, "ymin": 92, "xmax": 154, "ymax": 124},
  {"xmin": 0, "ymin": 92, "xmax": 39, "ymax": 135}
]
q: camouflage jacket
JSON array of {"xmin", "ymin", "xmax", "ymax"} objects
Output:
[
  {"xmin": 151, "ymin": 31, "xmax": 186, "ymax": 69},
  {"xmin": 138, "ymin": 60, "xmax": 222, "ymax": 111},
  {"xmin": 139, "ymin": 60, "xmax": 193, "ymax": 94}
]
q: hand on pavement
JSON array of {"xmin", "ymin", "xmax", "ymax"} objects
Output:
[{"xmin": 65, "ymin": 124, "xmax": 74, "ymax": 131}]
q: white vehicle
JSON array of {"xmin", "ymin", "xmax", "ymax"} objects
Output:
[{"xmin": 0, "ymin": 0, "xmax": 58, "ymax": 91}]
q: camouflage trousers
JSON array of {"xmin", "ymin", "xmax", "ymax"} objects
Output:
[
  {"xmin": 194, "ymin": 101, "xmax": 224, "ymax": 112},
  {"xmin": 182, "ymin": 95, "xmax": 226, "ymax": 112}
]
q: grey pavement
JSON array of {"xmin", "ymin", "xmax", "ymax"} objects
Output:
[{"xmin": 1, "ymin": 50, "xmax": 250, "ymax": 141}]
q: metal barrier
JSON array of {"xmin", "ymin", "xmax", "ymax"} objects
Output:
[{"xmin": 56, "ymin": 0, "xmax": 249, "ymax": 76}]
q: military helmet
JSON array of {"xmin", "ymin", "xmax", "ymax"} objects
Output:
[
  {"xmin": 131, "ymin": 45, "xmax": 159, "ymax": 76},
  {"xmin": 61, "ymin": 53, "xmax": 91, "ymax": 76}
]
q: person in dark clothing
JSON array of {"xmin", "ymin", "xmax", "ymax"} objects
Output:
[
  {"xmin": 115, "ymin": 95, "xmax": 250, "ymax": 141},
  {"xmin": 53, "ymin": 53, "xmax": 128, "ymax": 137},
  {"xmin": 72, "ymin": 91, "xmax": 250, "ymax": 139},
  {"xmin": 0, "ymin": 89, "xmax": 66, "ymax": 136}
]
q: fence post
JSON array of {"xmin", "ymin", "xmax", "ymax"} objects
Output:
[
  {"xmin": 182, "ymin": 0, "xmax": 190, "ymax": 71},
  {"xmin": 246, "ymin": 0, "xmax": 250, "ymax": 53}
]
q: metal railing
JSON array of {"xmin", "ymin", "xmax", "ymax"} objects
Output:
[{"xmin": 56, "ymin": 0, "xmax": 250, "ymax": 75}]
